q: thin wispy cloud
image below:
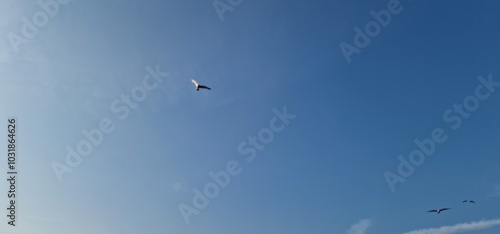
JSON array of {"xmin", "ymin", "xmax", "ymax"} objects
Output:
[
  {"xmin": 403, "ymin": 219, "xmax": 500, "ymax": 234},
  {"xmin": 347, "ymin": 219, "xmax": 372, "ymax": 234},
  {"xmin": 173, "ymin": 182, "xmax": 187, "ymax": 192},
  {"xmin": 488, "ymin": 183, "xmax": 500, "ymax": 198}
]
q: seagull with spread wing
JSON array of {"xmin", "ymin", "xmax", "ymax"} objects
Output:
[
  {"xmin": 428, "ymin": 208, "xmax": 451, "ymax": 214},
  {"xmin": 191, "ymin": 79, "xmax": 211, "ymax": 91},
  {"xmin": 463, "ymin": 200, "xmax": 475, "ymax": 203}
]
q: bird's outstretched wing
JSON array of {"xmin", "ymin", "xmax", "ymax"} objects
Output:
[
  {"xmin": 191, "ymin": 79, "xmax": 199, "ymax": 86},
  {"xmin": 198, "ymin": 85, "xmax": 211, "ymax": 90},
  {"xmin": 470, "ymin": 201, "xmax": 475, "ymax": 203},
  {"xmin": 440, "ymin": 208, "xmax": 451, "ymax": 211}
]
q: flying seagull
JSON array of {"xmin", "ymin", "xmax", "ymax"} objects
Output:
[
  {"xmin": 191, "ymin": 79, "xmax": 211, "ymax": 91},
  {"xmin": 428, "ymin": 208, "xmax": 451, "ymax": 214},
  {"xmin": 463, "ymin": 200, "xmax": 475, "ymax": 203}
]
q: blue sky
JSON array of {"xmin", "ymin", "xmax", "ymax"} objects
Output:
[{"xmin": 0, "ymin": 0, "xmax": 500, "ymax": 233}]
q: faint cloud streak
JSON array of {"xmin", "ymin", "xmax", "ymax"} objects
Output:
[
  {"xmin": 488, "ymin": 183, "xmax": 500, "ymax": 198},
  {"xmin": 403, "ymin": 219, "xmax": 500, "ymax": 234},
  {"xmin": 173, "ymin": 182, "xmax": 187, "ymax": 192}
]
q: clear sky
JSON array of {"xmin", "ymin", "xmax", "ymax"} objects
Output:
[{"xmin": 0, "ymin": 0, "xmax": 499, "ymax": 233}]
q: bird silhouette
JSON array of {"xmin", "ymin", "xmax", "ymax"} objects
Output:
[
  {"xmin": 463, "ymin": 200, "xmax": 475, "ymax": 203},
  {"xmin": 428, "ymin": 208, "xmax": 450, "ymax": 214},
  {"xmin": 191, "ymin": 79, "xmax": 211, "ymax": 91}
]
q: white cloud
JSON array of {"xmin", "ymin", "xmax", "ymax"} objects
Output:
[
  {"xmin": 347, "ymin": 219, "xmax": 372, "ymax": 234},
  {"xmin": 403, "ymin": 219, "xmax": 500, "ymax": 234}
]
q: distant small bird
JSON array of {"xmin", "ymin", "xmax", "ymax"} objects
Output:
[
  {"xmin": 463, "ymin": 200, "xmax": 475, "ymax": 203},
  {"xmin": 428, "ymin": 208, "xmax": 451, "ymax": 214},
  {"xmin": 191, "ymin": 79, "xmax": 211, "ymax": 91}
]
